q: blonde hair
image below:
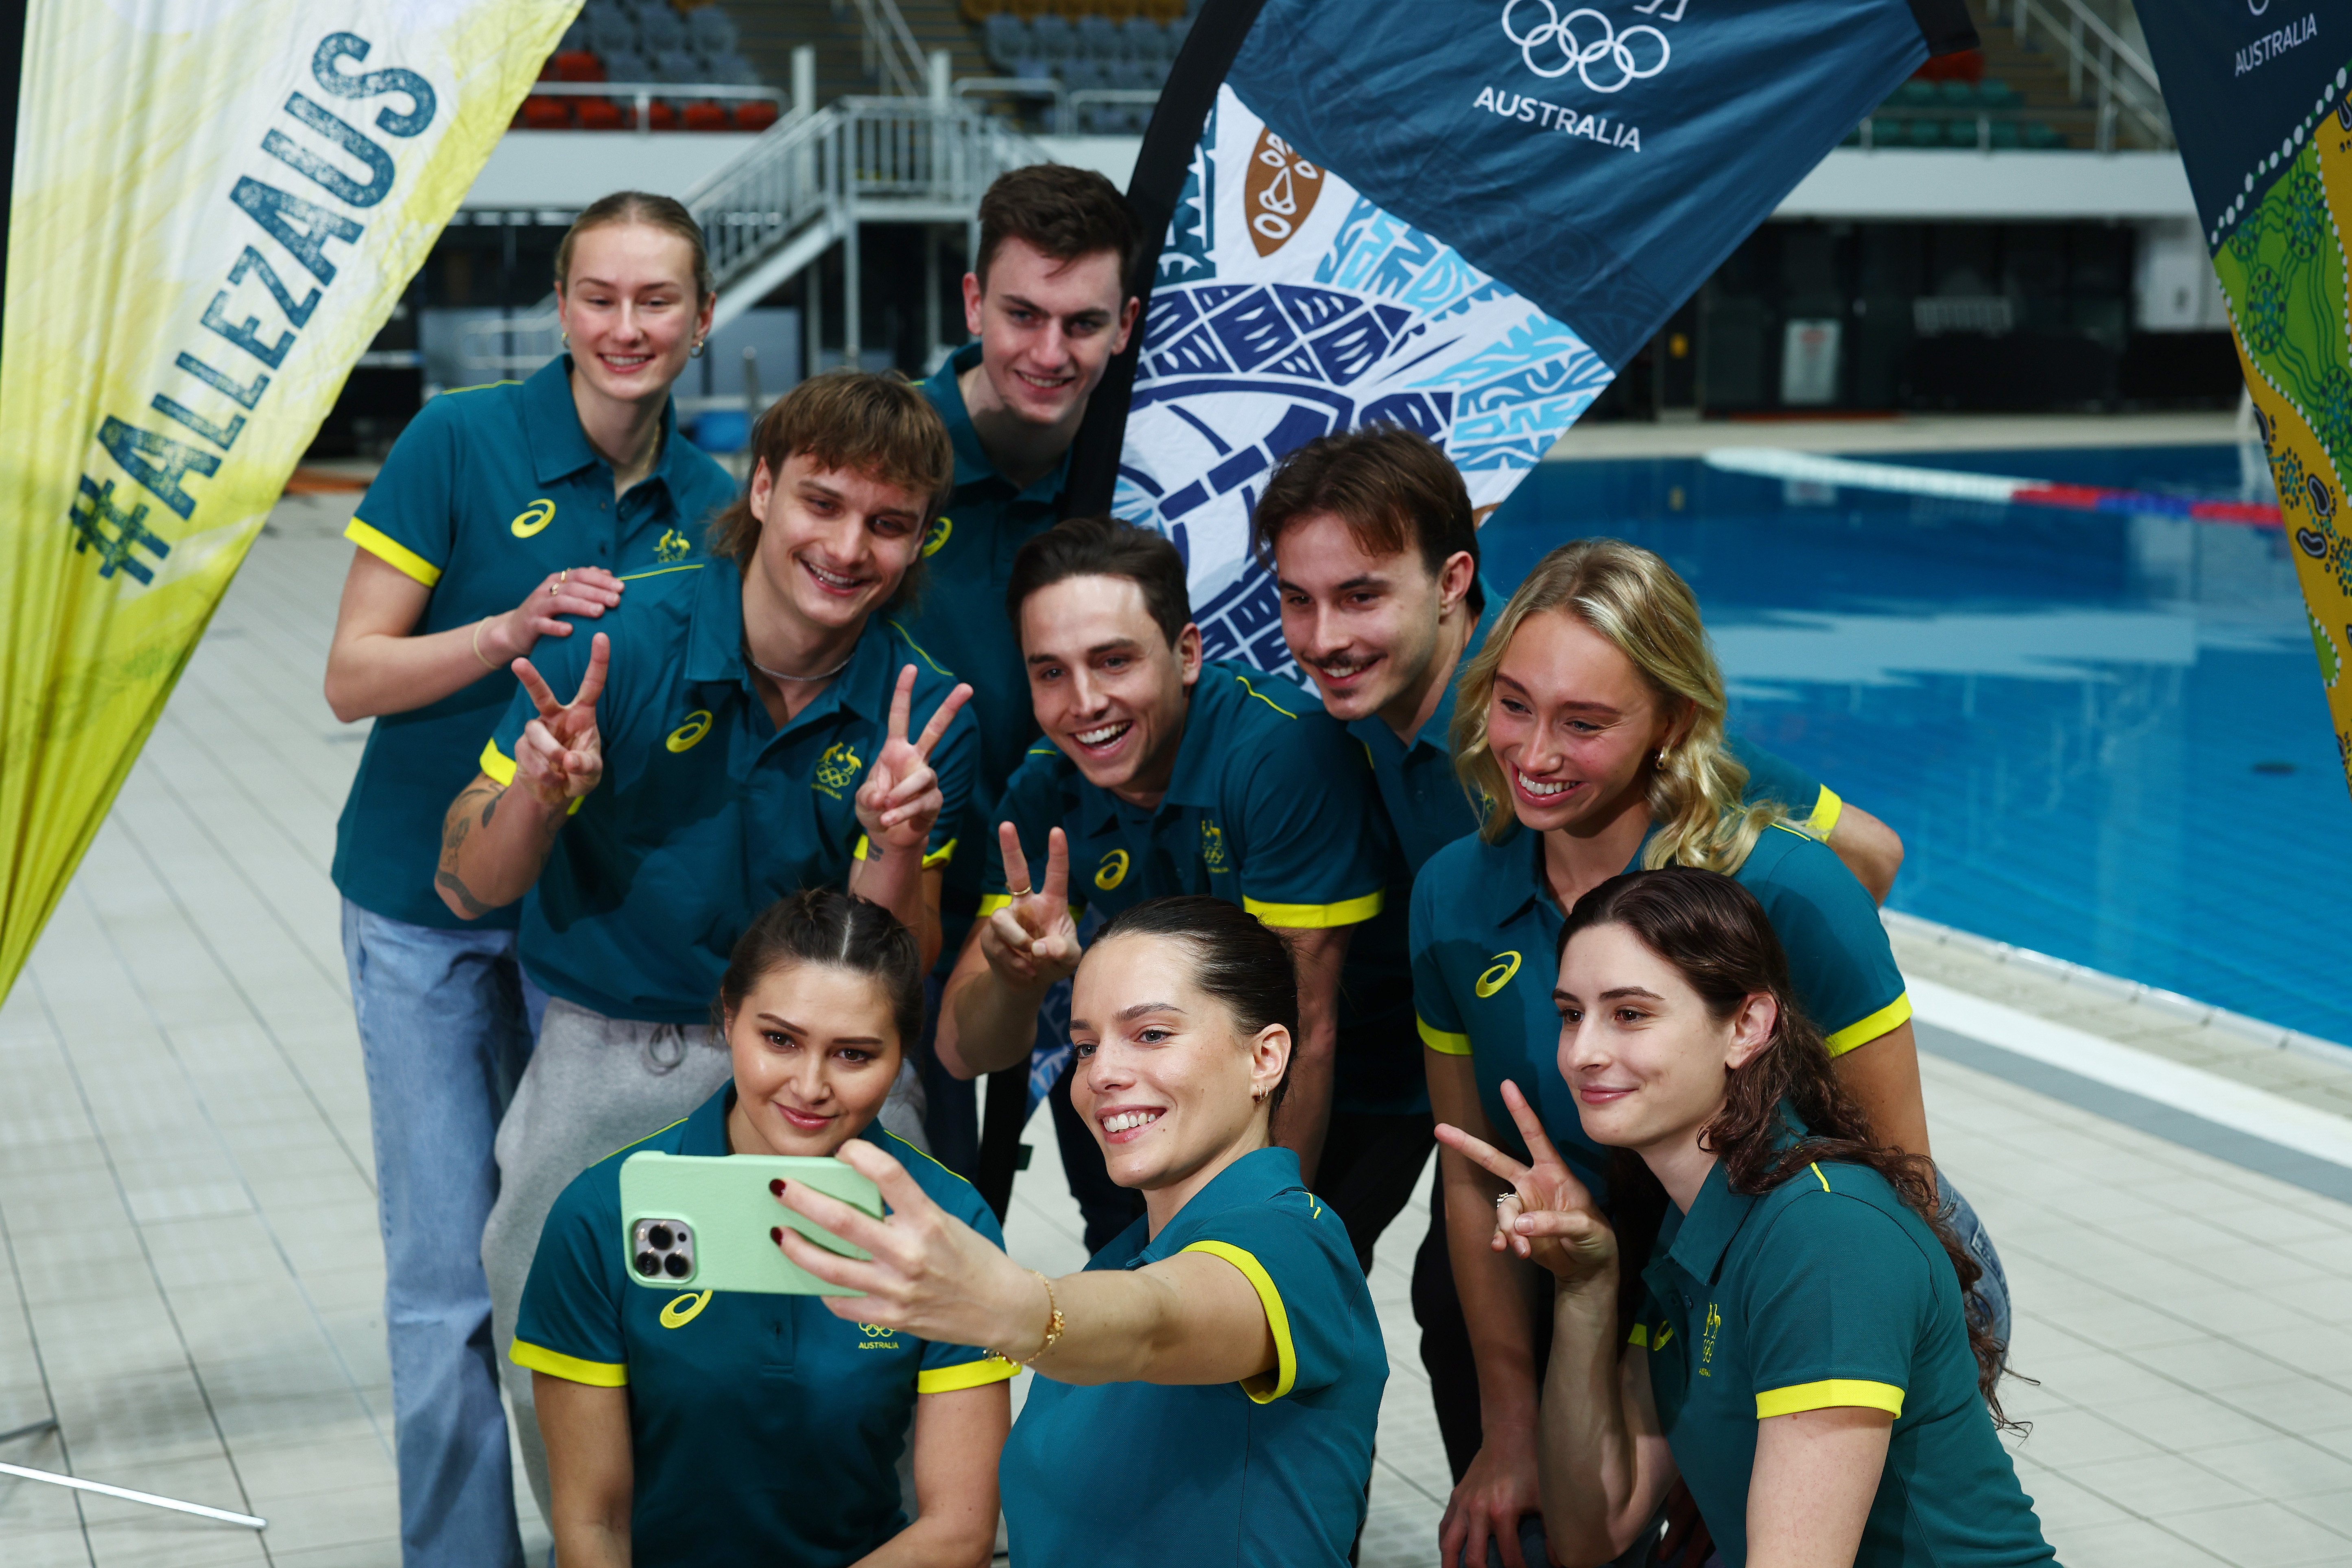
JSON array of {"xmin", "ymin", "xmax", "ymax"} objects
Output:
[{"xmin": 1451, "ymin": 538, "xmax": 1785, "ymax": 871}]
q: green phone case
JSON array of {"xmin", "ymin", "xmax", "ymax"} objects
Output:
[{"xmin": 620, "ymin": 1150, "xmax": 883, "ymax": 1296}]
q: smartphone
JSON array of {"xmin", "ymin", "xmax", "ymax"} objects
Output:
[{"xmin": 620, "ymin": 1150, "xmax": 883, "ymax": 1296}]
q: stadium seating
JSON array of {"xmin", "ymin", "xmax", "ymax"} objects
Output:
[{"xmin": 530, "ymin": 3, "xmax": 776, "ymax": 132}]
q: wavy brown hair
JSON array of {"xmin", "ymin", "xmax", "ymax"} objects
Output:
[{"xmin": 1564, "ymin": 867, "xmax": 2012, "ymax": 1422}]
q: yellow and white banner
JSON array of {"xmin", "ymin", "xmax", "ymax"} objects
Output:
[{"xmin": 0, "ymin": 0, "xmax": 576, "ymax": 998}]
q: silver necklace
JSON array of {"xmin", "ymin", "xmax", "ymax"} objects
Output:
[{"xmin": 746, "ymin": 646, "xmax": 852, "ymax": 684}]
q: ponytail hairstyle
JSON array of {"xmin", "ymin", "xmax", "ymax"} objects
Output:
[
  {"xmin": 1561, "ymin": 867, "xmax": 2014, "ymax": 1423},
  {"xmin": 1452, "ymin": 539, "xmax": 1782, "ymax": 872},
  {"xmin": 1090, "ymin": 897, "xmax": 1299, "ymax": 1116},
  {"xmin": 717, "ymin": 888, "xmax": 925, "ymax": 1051}
]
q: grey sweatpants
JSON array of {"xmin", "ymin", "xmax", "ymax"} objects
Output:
[{"xmin": 483, "ymin": 994, "xmax": 930, "ymax": 1528}]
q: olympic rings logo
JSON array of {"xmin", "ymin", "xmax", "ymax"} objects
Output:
[{"xmin": 1500, "ymin": 1, "xmax": 1670, "ymax": 93}]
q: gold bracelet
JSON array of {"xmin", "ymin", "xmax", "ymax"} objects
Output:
[
  {"xmin": 472, "ymin": 618, "xmax": 497, "ymax": 670},
  {"xmin": 1014, "ymin": 1269, "xmax": 1064, "ymax": 1365}
]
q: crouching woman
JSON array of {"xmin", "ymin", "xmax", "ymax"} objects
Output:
[
  {"xmin": 775, "ymin": 895, "xmax": 1388, "ymax": 1568},
  {"xmin": 1442, "ymin": 867, "xmax": 2056, "ymax": 1568},
  {"xmin": 511, "ymin": 889, "xmax": 1012, "ymax": 1568}
]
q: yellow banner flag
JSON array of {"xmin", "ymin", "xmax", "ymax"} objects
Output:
[{"xmin": 0, "ymin": 2, "xmax": 576, "ymax": 998}]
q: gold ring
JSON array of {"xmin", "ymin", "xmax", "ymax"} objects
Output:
[{"xmin": 1007, "ymin": 884, "xmax": 1033, "ymax": 899}]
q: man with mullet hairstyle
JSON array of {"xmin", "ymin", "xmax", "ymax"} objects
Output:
[{"xmin": 909, "ymin": 164, "xmax": 1144, "ymax": 1190}]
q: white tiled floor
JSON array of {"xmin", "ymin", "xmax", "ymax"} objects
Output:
[{"xmin": 4, "ymin": 496, "xmax": 2352, "ymax": 1566}]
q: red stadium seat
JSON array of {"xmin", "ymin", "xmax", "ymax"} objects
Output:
[
  {"xmin": 551, "ymin": 50, "xmax": 605, "ymax": 83},
  {"xmin": 681, "ymin": 100, "xmax": 729, "ymax": 131},
  {"xmin": 576, "ymin": 96, "xmax": 625, "ymax": 130},
  {"xmin": 734, "ymin": 100, "xmax": 779, "ymax": 131},
  {"xmin": 645, "ymin": 99, "xmax": 679, "ymax": 131},
  {"xmin": 519, "ymin": 95, "xmax": 571, "ymax": 130}
]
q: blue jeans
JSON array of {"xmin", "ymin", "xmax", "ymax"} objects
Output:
[
  {"xmin": 342, "ymin": 901, "xmax": 532, "ymax": 1568},
  {"xmin": 1939, "ymin": 1171, "xmax": 2012, "ymax": 1349}
]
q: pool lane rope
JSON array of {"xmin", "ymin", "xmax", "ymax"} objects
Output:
[{"xmin": 1703, "ymin": 447, "xmax": 2284, "ymax": 529}]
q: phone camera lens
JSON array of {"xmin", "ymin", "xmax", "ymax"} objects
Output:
[
  {"xmin": 648, "ymin": 1225, "xmax": 674, "ymax": 1251},
  {"xmin": 635, "ymin": 1251, "xmax": 661, "ymax": 1277},
  {"xmin": 663, "ymin": 1252, "xmax": 691, "ymax": 1279}
]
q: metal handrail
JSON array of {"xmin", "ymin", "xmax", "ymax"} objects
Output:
[
  {"xmin": 845, "ymin": 0, "xmax": 930, "ymax": 97},
  {"xmin": 683, "ymin": 104, "xmax": 849, "ymax": 294},
  {"xmin": 1983, "ymin": 0, "xmax": 2172, "ymax": 150}
]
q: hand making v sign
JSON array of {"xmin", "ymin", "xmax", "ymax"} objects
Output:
[
  {"xmin": 509, "ymin": 632, "xmax": 611, "ymax": 809},
  {"xmin": 1437, "ymin": 1080, "xmax": 1618, "ymax": 1291},
  {"xmin": 981, "ymin": 822, "xmax": 1080, "ymax": 990},
  {"xmin": 853, "ymin": 664, "xmax": 975, "ymax": 858}
]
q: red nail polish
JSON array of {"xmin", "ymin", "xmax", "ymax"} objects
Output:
[
  {"xmin": 770, "ymin": 1226, "xmax": 783, "ymax": 1243},
  {"xmin": 769, "ymin": 1178, "xmax": 785, "ymax": 1195}
]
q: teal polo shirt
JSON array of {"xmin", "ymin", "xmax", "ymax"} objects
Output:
[
  {"xmin": 913, "ymin": 342, "xmax": 1069, "ymax": 926},
  {"xmin": 1636, "ymin": 1144, "xmax": 2054, "ymax": 1567},
  {"xmin": 978, "ymin": 662, "xmax": 1389, "ymax": 931},
  {"xmin": 484, "ymin": 556, "xmax": 977, "ymax": 1024},
  {"xmin": 999, "ymin": 1146, "xmax": 1385, "ymax": 1567},
  {"xmin": 331, "ymin": 356, "xmax": 734, "ymax": 930},
  {"xmin": 511, "ymin": 1085, "xmax": 1016, "ymax": 1568},
  {"xmin": 1408, "ymin": 822, "xmax": 1910, "ymax": 1188}
]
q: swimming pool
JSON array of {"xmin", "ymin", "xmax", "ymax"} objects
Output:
[{"xmin": 1481, "ymin": 443, "xmax": 2350, "ymax": 1046}]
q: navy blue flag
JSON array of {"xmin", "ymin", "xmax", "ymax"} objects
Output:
[{"xmin": 1068, "ymin": 0, "xmax": 1976, "ymax": 677}]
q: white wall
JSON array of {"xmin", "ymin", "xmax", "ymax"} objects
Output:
[
  {"xmin": 460, "ymin": 130, "xmax": 762, "ymax": 210},
  {"xmin": 1773, "ymin": 149, "xmax": 2195, "ymax": 221}
]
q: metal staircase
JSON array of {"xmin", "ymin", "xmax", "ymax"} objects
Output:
[{"xmin": 463, "ymin": 94, "xmax": 1046, "ymax": 376}]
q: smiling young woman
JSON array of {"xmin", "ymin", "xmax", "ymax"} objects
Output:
[
  {"xmin": 513, "ymin": 890, "xmax": 1013, "ymax": 1568},
  {"xmin": 775, "ymin": 897, "xmax": 1388, "ymax": 1568},
  {"xmin": 320, "ymin": 190, "xmax": 738, "ymax": 1568},
  {"xmin": 1406, "ymin": 539, "xmax": 2011, "ymax": 1568},
  {"xmin": 1437, "ymin": 869, "xmax": 2054, "ymax": 1568}
]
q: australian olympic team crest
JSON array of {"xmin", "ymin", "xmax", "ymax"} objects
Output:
[
  {"xmin": 812, "ymin": 741, "xmax": 863, "ymax": 798},
  {"xmin": 1113, "ymin": 87, "xmax": 1616, "ymax": 682}
]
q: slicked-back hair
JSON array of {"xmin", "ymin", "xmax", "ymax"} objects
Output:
[
  {"xmin": 1004, "ymin": 515, "xmax": 1190, "ymax": 653},
  {"xmin": 705, "ymin": 370, "xmax": 954, "ymax": 613},
  {"xmin": 717, "ymin": 887, "xmax": 925, "ymax": 1050},
  {"xmin": 975, "ymin": 164, "xmax": 1140, "ymax": 288},
  {"xmin": 555, "ymin": 190, "xmax": 714, "ymax": 304},
  {"xmin": 1091, "ymin": 897, "xmax": 1301, "ymax": 1116},
  {"xmin": 1254, "ymin": 425, "xmax": 1482, "ymax": 614}
]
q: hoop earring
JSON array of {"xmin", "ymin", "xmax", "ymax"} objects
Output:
[
  {"xmin": 690, "ymin": 338, "xmax": 705, "ymax": 358},
  {"xmin": 559, "ymin": 331, "xmax": 569, "ymax": 347}
]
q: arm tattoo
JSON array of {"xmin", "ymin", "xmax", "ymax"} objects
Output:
[{"xmin": 438, "ymin": 779, "xmax": 506, "ymax": 918}]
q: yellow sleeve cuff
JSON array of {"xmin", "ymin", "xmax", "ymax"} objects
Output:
[
  {"xmin": 1182, "ymin": 1240, "xmax": 1297, "ymax": 1404},
  {"xmin": 478, "ymin": 739, "xmax": 587, "ymax": 815},
  {"xmin": 853, "ymin": 835, "xmax": 957, "ymax": 869},
  {"xmin": 917, "ymin": 1356, "xmax": 1020, "ymax": 1394},
  {"xmin": 346, "ymin": 518, "xmax": 442, "ymax": 587},
  {"xmin": 1417, "ymin": 1015, "xmax": 1472, "ymax": 1056},
  {"xmin": 1242, "ymin": 889, "xmax": 1385, "ymax": 929},
  {"xmin": 510, "ymin": 1339, "xmax": 628, "ymax": 1387},
  {"xmin": 1824, "ymin": 991, "xmax": 1912, "ymax": 1057},
  {"xmin": 976, "ymin": 893, "xmax": 1013, "ymax": 918},
  {"xmin": 1756, "ymin": 1379, "xmax": 1904, "ymax": 1419},
  {"xmin": 1808, "ymin": 784, "xmax": 1845, "ymax": 838}
]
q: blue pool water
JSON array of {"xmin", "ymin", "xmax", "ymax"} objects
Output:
[{"xmin": 1480, "ymin": 444, "xmax": 2351, "ymax": 1046}]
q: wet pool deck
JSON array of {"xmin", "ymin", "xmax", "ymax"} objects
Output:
[{"xmin": 4, "ymin": 472, "xmax": 2350, "ymax": 1568}]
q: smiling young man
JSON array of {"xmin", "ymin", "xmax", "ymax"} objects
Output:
[
  {"xmin": 432, "ymin": 371, "xmax": 977, "ymax": 1526},
  {"xmin": 1252, "ymin": 426, "xmax": 1913, "ymax": 1562},
  {"xmin": 933, "ymin": 517, "xmax": 1393, "ymax": 1252},
  {"xmin": 908, "ymin": 164, "xmax": 1142, "ymax": 1183}
]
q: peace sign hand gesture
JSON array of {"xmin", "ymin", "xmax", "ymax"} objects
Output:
[
  {"xmin": 510, "ymin": 633, "xmax": 610, "ymax": 811},
  {"xmin": 981, "ymin": 823, "xmax": 1079, "ymax": 989},
  {"xmin": 854, "ymin": 666, "xmax": 974, "ymax": 858},
  {"xmin": 1436, "ymin": 1080, "xmax": 1618, "ymax": 1293}
]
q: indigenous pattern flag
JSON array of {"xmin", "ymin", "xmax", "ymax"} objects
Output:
[
  {"xmin": 1067, "ymin": 0, "xmax": 1979, "ymax": 679},
  {"xmin": 0, "ymin": 2, "xmax": 573, "ymax": 998},
  {"xmin": 2136, "ymin": 2, "xmax": 2352, "ymax": 799}
]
